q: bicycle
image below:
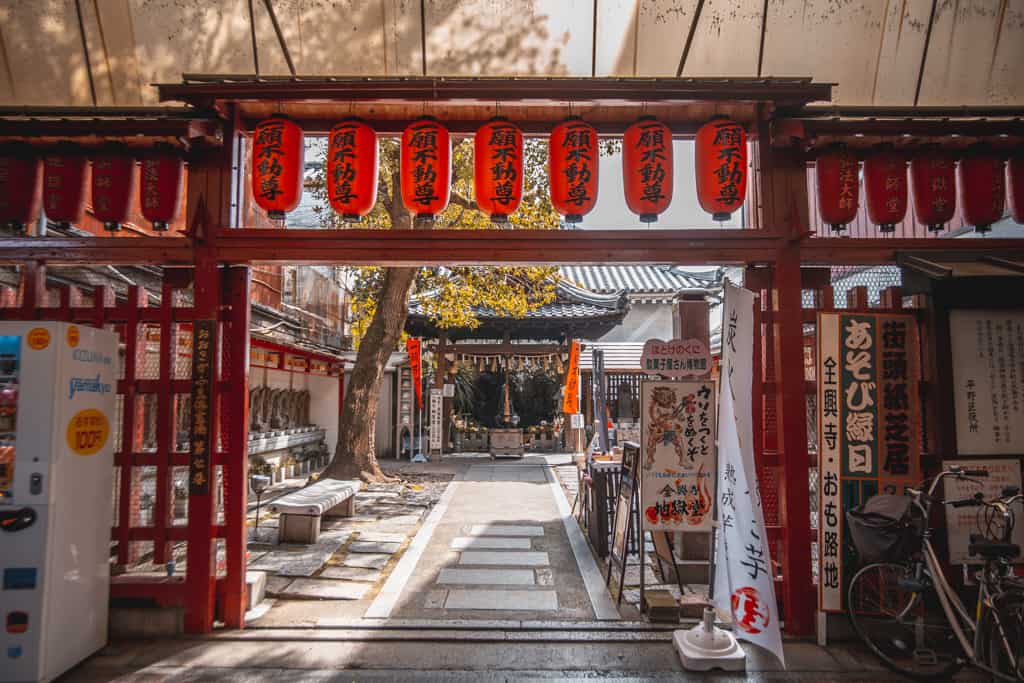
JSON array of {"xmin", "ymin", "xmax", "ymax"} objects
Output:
[{"xmin": 846, "ymin": 465, "xmax": 1024, "ymax": 680}]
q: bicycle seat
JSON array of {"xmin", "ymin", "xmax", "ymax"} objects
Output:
[{"xmin": 969, "ymin": 534, "xmax": 1021, "ymax": 559}]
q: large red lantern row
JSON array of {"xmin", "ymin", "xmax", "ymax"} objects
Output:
[
  {"xmin": 815, "ymin": 144, "xmax": 859, "ymax": 233},
  {"xmin": 958, "ymin": 144, "xmax": 1005, "ymax": 235},
  {"xmin": 401, "ymin": 117, "xmax": 452, "ymax": 221},
  {"xmin": 1005, "ymin": 153, "xmax": 1023, "ymax": 225},
  {"xmin": 91, "ymin": 143, "xmax": 137, "ymax": 232},
  {"xmin": 474, "ymin": 117, "xmax": 523, "ymax": 223},
  {"xmin": 141, "ymin": 146, "xmax": 185, "ymax": 232},
  {"xmin": 43, "ymin": 144, "xmax": 89, "ymax": 228},
  {"xmin": 327, "ymin": 118, "xmax": 378, "ymax": 222},
  {"xmin": 910, "ymin": 145, "xmax": 956, "ymax": 233},
  {"xmin": 623, "ymin": 116, "xmax": 672, "ymax": 223},
  {"xmin": 549, "ymin": 117, "xmax": 598, "ymax": 224},
  {"xmin": 252, "ymin": 116, "xmax": 304, "ymax": 221},
  {"xmin": 695, "ymin": 117, "xmax": 747, "ymax": 221},
  {"xmin": 863, "ymin": 144, "xmax": 907, "ymax": 233},
  {"xmin": 0, "ymin": 143, "xmax": 43, "ymax": 232}
]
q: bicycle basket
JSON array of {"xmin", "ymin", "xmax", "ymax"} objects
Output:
[{"xmin": 846, "ymin": 494, "xmax": 924, "ymax": 563}]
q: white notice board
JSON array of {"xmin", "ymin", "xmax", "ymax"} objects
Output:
[
  {"xmin": 942, "ymin": 458, "xmax": 1023, "ymax": 565},
  {"xmin": 429, "ymin": 388, "xmax": 442, "ymax": 451},
  {"xmin": 950, "ymin": 310, "xmax": 1024, "ymax": 455}
]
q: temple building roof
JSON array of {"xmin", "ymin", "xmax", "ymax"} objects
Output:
[{"xmin": 406, "ymin": 278, "xmax": 628, "ymax": 342}]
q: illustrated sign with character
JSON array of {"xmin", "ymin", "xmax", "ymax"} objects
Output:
[{"xmin": 640, "ymin": 379, "xmax": 716, "ymax": 532}]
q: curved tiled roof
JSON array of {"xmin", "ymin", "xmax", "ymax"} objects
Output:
[
  {"xmin": 559, "ymin": 265, "xmax": 721, "ymax": 296},
  {"xmin": 406, "ymin": 278, "xmax": 628, "ymax": 341}
]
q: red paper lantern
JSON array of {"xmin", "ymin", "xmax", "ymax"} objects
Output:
[
  {"xmin": 815, "ymin": 144, "xmax": 859, "ymax": 233},
  {"xmin": 252, "ymin": 116, "xmax": 304, "ymax": 221},
  {"xmin": 863, "ymin": 144, "xmax": 907, "ymax": 234},
  {"xmin": 43, "ymin": 144, "xmax": 89, "ymax": 227},
  {"xmin": 474, "ymin": 117, "xmax": 523, "ymax": 223},
  {"xmin": 0, "ymin": 143, "xmax": 43, "ymax": 232},
  {"xmin": 549, "ymin": 117, "xmax": 598, "ymax": 224},
  {"xmin": 909, "ymin": 144, "xmax": 956, "ymax": 233},
  {"xmin": 401, "ymin": 117, "xmax": 451, "ymax": 221},
  {"xmin": 622, "ymin": 116, "xmax": 672, "ymax": 223},
  {"xmin": 1008, "ymin": 153, "xmax": 1024, "ymax": 225},
  {"xmin": 958, "ymin": 144, "xmax": 1005, "ymax": 234},
  {"xmin": 140, "ymin": 146, "xmax": 184, "ymax": 232},
  {"xmin": 91, "ymin": 143, "xmax": 137, "ymax": 232},
  {"xmin": 327, "ymin": 118, "xmax": 378, "ymax": 221},
  {"xmin": 695, "ymin": 117, "xmax": 747, "ymax": 221}
]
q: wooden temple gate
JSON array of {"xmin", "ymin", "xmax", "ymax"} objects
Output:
[{"xmin": 2, "ymin": 77, "xmax": 1022, "ymax": 638}]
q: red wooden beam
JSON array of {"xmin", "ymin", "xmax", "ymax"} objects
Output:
[{"xmin": 214, "ymin": 229, "xmax": 782, "ymax": 266}]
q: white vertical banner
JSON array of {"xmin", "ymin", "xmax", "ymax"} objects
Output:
[
  {"xmin": 714, "ymin": 282, "xmax": 785, "ymax": 667},
  {"xmin": 429, "ymin": 388, "xmax": 442, "ymax": 451}
]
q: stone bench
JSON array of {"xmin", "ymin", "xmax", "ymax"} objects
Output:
[{"xmin": 267, "ymin": 478, "xmax": 361, "ymax": 544}]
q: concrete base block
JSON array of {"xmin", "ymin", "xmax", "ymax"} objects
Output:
[
  {"xmin": 109, "ymin": 607, "xmax": 184, "ymax": 639},
  {"xmin": 279, "ymin": 513, "xmax": 321, "ymax": 544},
  {"xmin": 324, "ymin": 496, "xmax": 356, "ymax": 518},
  {"xmin": 246, "ymin": 570, "xmax": 268, "ymax": 610}
]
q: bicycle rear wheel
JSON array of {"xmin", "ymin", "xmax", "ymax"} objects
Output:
[
  {"xmin": 979, "ymin": 591, "xmax": 1024, "ymax": 680},
  {"xmin": 847, "ymin": 562, "xmax": 964, "ymax": 680}
]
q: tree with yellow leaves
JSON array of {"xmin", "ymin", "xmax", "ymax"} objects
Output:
[{"xmin": 311, "ymin": 136, "xmax": 569, "ymax": 482}]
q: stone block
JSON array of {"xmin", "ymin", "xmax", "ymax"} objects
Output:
[{"xmin": 108, "ymin": 607, "xmax": 183, "ymax": 639}]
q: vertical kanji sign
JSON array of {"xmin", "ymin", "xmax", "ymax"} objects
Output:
[
  {"xmin": 190, "ymin": 319, "xmax": 216, "ymax": 496},
  {"xmin": 562, "ymin": 340, "xmax": 580, "ymax": 415},
  {"xmin": 817, "ymin": 312, "xmax": 921, "ymax": 612},
  {"xmin": 714, "ymin": 282, "xmax": 785, "ymax": 667},
  {"xmin": 406, "ymin": 337, "xmax": 422, "ymax": 409}
]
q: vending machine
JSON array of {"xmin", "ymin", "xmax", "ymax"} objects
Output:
[{"xmin": 0, "ymin": 322, "xmax": 118, "ymax": 682}]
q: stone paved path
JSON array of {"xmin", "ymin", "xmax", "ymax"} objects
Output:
[{"xmin": 368, "ymin": 458, "xmax": 617, "ymax": 621}]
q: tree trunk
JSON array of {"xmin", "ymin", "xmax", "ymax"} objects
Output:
[{"xmin": 325, "ymin": 266, "xmax": 417, "ymax": 482}]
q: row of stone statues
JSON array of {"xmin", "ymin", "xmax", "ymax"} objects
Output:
[{"xmin": 249, "ymin": 386, "xmax": 312, "ymax": 433}]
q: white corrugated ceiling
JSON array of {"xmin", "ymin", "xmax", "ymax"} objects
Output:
[{"xmin": 1, "ymin": 0, "xmax": 1021, "ymax": 108}]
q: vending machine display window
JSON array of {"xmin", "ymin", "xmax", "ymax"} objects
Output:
[{"xmin": 0, "ymin": 335, "xmax": 19, "ymax": 499}]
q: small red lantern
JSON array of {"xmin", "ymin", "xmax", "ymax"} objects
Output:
[
  {"xmin": 549, "ymin": 117, "xmax": 598, "ymax": 224},
  {"xmin": 474, "ymin": 118, "xmax": 523, "ymax": 223},
  {"xmin": 91, "ymin": 143, "xmax": 137, "ymax": 232},
  {"xmin": 140, "ymin": 146, "xmax": 184, "ymax": 232},
  {"xmin": 43, "ymin": 143, "xmax": 89, "ymax": 228},
  {"xmin": 1008, "ymin": 153, "xmax": 1024, "ymax": 225},
  {"xmin": 958, "ymin": 144, "xmax": 1005, "ymax": 234},
  {"xmin": 815, "ymin": 144, "xmax": 859, "ymax": 233},
  {"xmin": 863, "ymin": 144, "xmax": 907, "ymax": 234},
  {"xmin": 623, "ymin": 117, "xmax": 673, "ymax": 223},
  {"xmin": 0, "ymin": 143, "xmax": 43, "ymax": 232},
  {"xmin": 327, "ymin": 118, "xmax": 378, "ymax": 221},
  {"xmin": 910, "ymin": 144, "xmax": 956, "ymax": 233},
  {"xmin": 252, "ymin": 116, "xmax": 304, "ymax": 221},
  {"xmin": 401, "ymin": 117, "xmax": 452, "ymax": 222},
  {"xmin": 695, "ymin": 117, "xmax": 747, "ymax": 221}
]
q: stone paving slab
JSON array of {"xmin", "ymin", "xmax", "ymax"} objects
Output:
[
  {"xmin": 264, "ymin": 575, "xmax": 294, "ymax": 596},
  {"xmin": 248, "ymin": 536, "xmax": 346, "ymax": 577},
  {"xmin": 348, "ymin": 540, "xmax": 402, "ymax": 554},
  {"xmin": 280, "ymin": 578, "xmax": 370, "ymax": 600},
  {"xmin": 444, "ymin": 589, "xmax": 558, "ymax": 611},
  {"xmin": 450, "ymin": 536, "xmax": 532, "ymax": 550},
  {"xmin": 459, "ymin": 551, "xmax": 549, "ymax": 566},
  {"xmin": 357, "ymin": 532, "xmax": 409, "ymax": 543},
  {"xmin": 342, "ymin": 553, "xmax": 392, "ymax": 569},
  {"xmin": 437, "ymin": 568, "xmax": 535, "ymax": 586},
  {"xmin": 320, "ymin": 565, "xmax": 383, "ymax": 582},
  {"xmin": 469, "ymin": 524, "xmax": 544, "ymax": 537}
]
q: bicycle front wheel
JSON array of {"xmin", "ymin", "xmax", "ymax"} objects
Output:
[
  {"xmin": 847, "ymin": 562, "xmax": 964, "ymax": 680},
  {"xmin": 979, "ymin": 590, "xmax": 1024, "ymax": 680}
]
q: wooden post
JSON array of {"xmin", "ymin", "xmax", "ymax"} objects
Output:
[
  {"xmin": 759, "ymin": 118, "xmax": 816, "ymax": 636},
  {"xmin": 670, "ymin": 289, "xmax": 712, "ymax": 584},
  {"xmin": 221, "ymin": 265, "xmax": 251, "ymax": 628},
  {"xmin": 183, "ymin": 110, "xmax": 236, "ymax": 634}
]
